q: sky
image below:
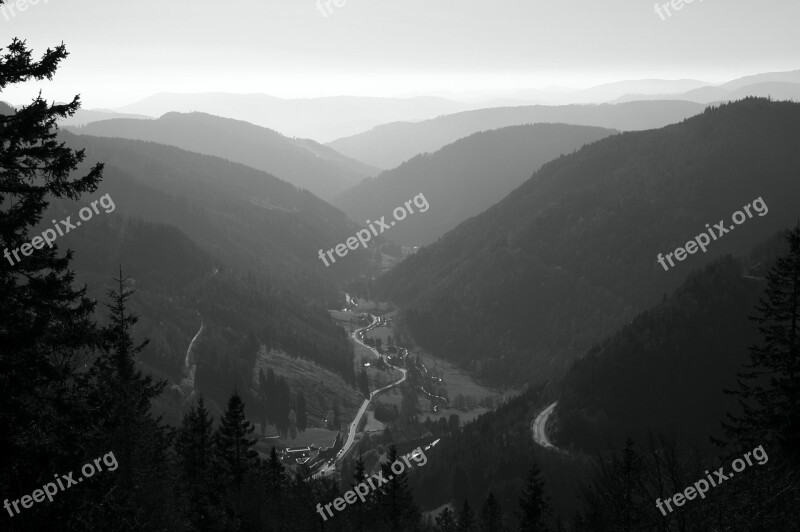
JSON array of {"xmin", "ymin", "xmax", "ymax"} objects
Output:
[{"xmin": 1, "ymin": 0, "xmax": 799, "ymax": 109}]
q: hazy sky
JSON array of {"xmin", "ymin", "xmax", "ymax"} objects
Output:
[{"xmin": 1, "ymin": 0, "xmax": 798, "ymax": 108}]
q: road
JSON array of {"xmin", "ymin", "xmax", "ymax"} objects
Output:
[
  {"xmin": 532, "ymin": 401, "xmax": 567, "ymax": 455},
  {"xmin": 415, "ymin": 359, "xmax": 447, "ymax": 411},
  {"xmin": 314, "ymin": 312, "xmax": 407, "ymax": 477},
  {"xmin": 176, "ymin": 316, "xmax": 204, "ymax": 397}
]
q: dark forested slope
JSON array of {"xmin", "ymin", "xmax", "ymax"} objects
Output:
[
  {"xmin": 378, "ymin": 99, "xmax": 800, "ymax": 385},
  {"xmin": 333, "ymin": 124, "xmax": 616, "ymax": 246}
]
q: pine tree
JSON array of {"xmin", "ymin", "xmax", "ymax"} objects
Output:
[
  {"xmin": 176, "ymin": 397, "xmax": 226, "ymax": 530},
  {"xmin": 276, "ymin": 376, "xmax": 292, "ymax": 434},
  {"xmin": 289, "ymin": 409, "xmax": 298, "ymax": 439},
  {"xmin": 479, "ymin": 492, "xmax": 505, "ymax": 532},
  {"xmin": 264, "ymin": 446, "xmax": 286, "ymax": 527},
  {"xmin": 79, "ymin": 272, "xmax": 174, "ymax": 529},
  {"xmin": 436, "ymin": 507, "xmax": 458, "ymax": 532},
  {"xmin": 265, "ymin": 368, "xmax": 277, "ymax": 425},
  {"xmin": 0, "ymin": 34, "xmax": 104, "ymax": 528},
  {"xmin": 258, "ymin": 368, "xmax": 269, "ymax": 433},
  {"xmin": 297, "ymin": 390, "xmax": 308, "ymax": 431},
  {"xmin": 289, "ymin": 465, "xmax": 320, "ymax": 530},
  {"xmin": 617, "ymin": 438, "xmax": 643, "ymax": 532},
  {"xmin": 349, "ymin": 454, "xmax": 369, "ymax": 532},
  {"xmin": 375, "ymin": 445, "xmax": 420, "ymax": 531},
  {"xmin": 266, "ymin": 446, "xmax": 286, "ymax": 494},
  {"xmin": 359, "ymin": 368, "xmax": 370, "ymax": 398},
  {"xmin": 575, "ymin": 438, "xmax": 650, "ymax": 532},
  {"xmin": 215, "ymin": 391, "xmax": 260, "ymax": 491},
  {"xmin": 724, "ymin": 226, "xmax": 800, "ymax": 460},
  {"xmin": 457, "ymin": 499, "xmax": 476, "ymax": 531},
  {"xmin": 517, "ymin": 464, "xmax": 550, "ymax": 531},
  {"xmin": 333, "ymin": 400, "xmax": 341, "ymax": 430}
]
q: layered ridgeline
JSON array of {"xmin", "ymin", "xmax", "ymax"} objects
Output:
[
  {"xmin": 68, "ymin": 112, "xmax": 378, "ymax": 200},
  {"xmin": 377, "ymin": 99, "xmax": 800, "ymax": 385},
  {"xmin": 612, "ymin": 68, "xmax": 800, "ymax": 103},
  {"xmin": 35, "ymin": 129, "xmax": 370, "ymax": 420},
  {"xmin": 555, "ymin": 230, "xmax": 792, "ymax": 452},
  {"xmin": 327, "ymin": 100, "xmax": 706, "ymax": 169},
  {"xmin": 333, "ymin": 124, "xmax": 616, "ymax": 246},
  {"xmin": 63, "ymin": 129, "xmax": 373, "ymax": 284},
  {"xmin": 113, "ymin": 92, "xmax": 472, "ymax": 143}
]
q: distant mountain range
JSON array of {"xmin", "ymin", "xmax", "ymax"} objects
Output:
[
  {"xmin": 326, "ymin": 100, "xmax": 707, "ymax": 169},
  {"xmin": 67, "ymin": 112, "xmax": 378, "ymax": 200},
  {"xmin": 57, "ymin": 108, "xmax": 152, "ymax": 126},
  {"xmin": 110, "ymin": 93, "xmax": 476, "ymax": 142},
  {"xmin": 397, "ymin": 69, "xmax": 800, "ymax": 106},
  {"xmin": 377, "ymin": 99, "xmax": 800, "ymax": 386},
  {"xmin": 612, "ymin": 70, "xmax": 800, "ymax": 103},
  {"xmin": 333, "ymin": 124, "xmax": 616, "ymax": 246},
  {"xmin": 6, "ymin": 68, "xmax": 790, "ymax": 149}
]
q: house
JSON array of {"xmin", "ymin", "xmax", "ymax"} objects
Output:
[{"xmin": 283, "ymin": 447, "xmax": 311, "ymax": 465}]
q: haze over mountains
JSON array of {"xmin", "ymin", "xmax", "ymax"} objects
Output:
[
  {"xmin": 111, "ymin": 93, "xmax": 475, "ymax": 142},
  {"xmin": 612, "ymin": 69, "xmax": 800, "ymax": 103},
  {"xmin": 377, "ymin": 99, "xmax": 800, "ymax": 385},
  {"xmin": 333, "ymin": 123, "xmax": 616, "ymax": 246},
  {"xmin": 41, "ymin": 69, "xmax": 784, "ymax": 147},
  {"xmin": 57, "ymin": 108, "xmax": 151, "ymax": 126},
  {"xmin": 68, "ymin": 112, "xmax": 378, "ymax": 200},
  {"xmin": 327, "ymin": 100, "xmax": 707, "ymax": 169}
]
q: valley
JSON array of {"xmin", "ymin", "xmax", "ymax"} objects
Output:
[{"xmin": 4, "ymin": 10, "xmax": 800, "ymax": 527}]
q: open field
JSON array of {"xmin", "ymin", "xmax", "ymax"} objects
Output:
[
  {"xmin": 367, "ymin": 365, "xmax": 404, "ymax": 389},
  {"xmin": 411, "ymin": 348, "xmax": 522, "ymax": 423},
  {"xmin": 365, "ymin": 325, "xmax": 393, "ymax": 344},
  {"xmin": 254, "ymin": 427, "xmax": 339, "ymax": 452},
  {"xmin": 373, "ymin": 386, "xmax": 404, "ymax": 407},
  {"xmin": 329, "ymin": 309, "xmax": 360, "ymax": 330},
  {"xmin": 417, "ymin": 350, "xmax": 499, "ymax": 401},
  {"xmin": 253, "ymin": 347, "xmax": 363, "ymax": 425},
  {"xmin": 362, "ymin": 409, "xmax": 386, "ymax": 432}
]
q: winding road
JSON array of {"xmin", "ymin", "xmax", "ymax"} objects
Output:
[
  {"xmin": 314, "ymin": 313, "xmax": 407, "ymax": 477},
  {"xmin": 532, "ymin": 401, "xmax": 567, "ymax": 455},
  {"xmin": 176, "ymin": 316, "xmax": 204, "ymax": 398}
]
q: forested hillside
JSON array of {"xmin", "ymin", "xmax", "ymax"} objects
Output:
[
  {"xmin": 52, "ymin": 201, "xmax": 355, "ymax": 423},
  {"xmin": 69, "ymin": 112, "xmax": 377, "ymax": 200},
  {"xmin": 62, "ymin": 130, "xmax": 373, "ymax": 286},
  {"xmin": 556, "ymin": 231, "xmax": 791, "ymax": 451},
  {"xmin": 378, "ymin": 99, "xmax": 800, "ymax": 385},
  {"xmin": 333, "ymin": 124, "xmax": 615, "ymax": 246}
]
